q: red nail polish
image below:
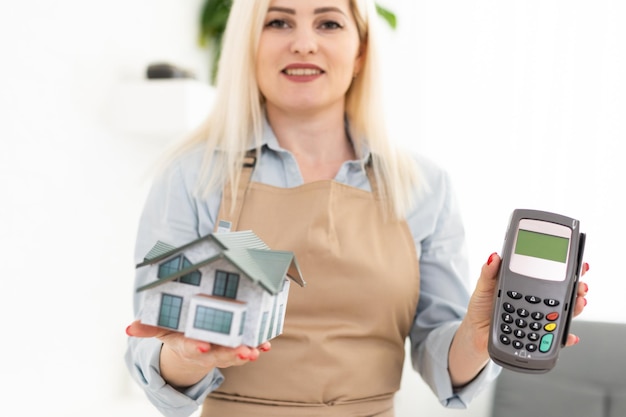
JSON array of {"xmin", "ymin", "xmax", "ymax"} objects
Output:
[
  {"xmin": 197, "ymin": 345, "xmax": 209, "ymax": 353},
  {"xmin": 584, "ymin": 262, "xmax": 590, "ymax": 272},
  {"xmin": 125, "ymin": 325, "xmax": 133, "ymax": 336},
  {"xmin": 487, "ymin": 252, "xmax": 497, "ymax": 266},
  {"xmin": 238, "ymin": 353, "xmax": 249, "ymax": 360},
  {"xmin": 583, "ymin": 298, "xmax": 587, "ymax": 307},
  {"xmin": 583, "ymin": 283, "xmax": 589, "ymax": 293}
]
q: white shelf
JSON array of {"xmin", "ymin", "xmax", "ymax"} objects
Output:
[{"xmin": 109, "ymin": 79, "xmax": 215, "ymax": 137}]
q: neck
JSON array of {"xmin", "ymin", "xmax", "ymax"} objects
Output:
[{"xmin": 265, "ymin": 106, "xmax": 356, "ymax": 166}]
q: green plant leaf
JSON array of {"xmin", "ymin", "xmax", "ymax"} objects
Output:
[
  {"xmin": 199, "ymin": 0, "xmax": 232, "ymax": 47},
  {"xmin": 375, "ymin": 4, "xmax": 397, "ymax": 29}
]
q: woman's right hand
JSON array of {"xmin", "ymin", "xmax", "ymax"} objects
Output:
[{"xmin": 126, "ymin": 320, "xmax": 271, "ymax": 389}]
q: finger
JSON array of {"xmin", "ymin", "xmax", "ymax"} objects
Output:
[
  {"xmin": 476, "ymin": 252, "xmax": 501, "ymax": 292},
  {"xmin": 564, "ymin": 333, "xmax": 580, "ymax": 347},
  {"xmin": 577, "ymin": 281, "xmax": 589, "ymax": 297},
  {"xmin": 572, "ymin": 292, "xmax": 587, "ymax": 317},
  {"xmin": 125, "ymin": 319, "xmax": 172, "ymax": 338},
  {"xmin": 201, "ymin": 344, "xmax": 252, "ymax": 366},
  {"xmin": 581, "ymin": 262, "xmax": 590, "ymax": 276}
]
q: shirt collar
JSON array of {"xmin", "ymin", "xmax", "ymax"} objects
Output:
[{"xmin": 253, "ymin": 115, "xmax": 371, "ymax": 164}]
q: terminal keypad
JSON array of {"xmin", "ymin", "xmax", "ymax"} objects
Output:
[{"xmin": 498, "ymin": 291, "xmax": 561, "ymax": 354}]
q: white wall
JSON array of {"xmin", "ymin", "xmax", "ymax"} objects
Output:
[
  {"xmin": 379, "ymin": 1, "xmax": 625, "ymax": 325},
  {"xmin": 1, "ymin": 1, "xmax": 623, "ymax": 416}
]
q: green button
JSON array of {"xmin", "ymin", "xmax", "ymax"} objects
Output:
[{"xmin": 540, "ymin": 333, "xmax": 554, "ymax": 353}]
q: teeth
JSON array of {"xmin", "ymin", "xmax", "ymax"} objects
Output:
[{"xmin": 284, "ymin": 68, "xmax": 321, "ymax": 76}]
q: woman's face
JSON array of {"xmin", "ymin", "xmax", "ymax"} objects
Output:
[{"xmin": 256, "ymin": 0, "xmax": 364, "ymax": 116}]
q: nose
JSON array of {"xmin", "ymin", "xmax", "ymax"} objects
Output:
[{"xmin": 290, "ymin": 27, "xmax": 317, "ymax": 55}]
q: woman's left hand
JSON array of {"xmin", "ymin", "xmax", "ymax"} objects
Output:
[{"xmin": 467, "ymin": 252, "xmax": 590, "ymax": 353}]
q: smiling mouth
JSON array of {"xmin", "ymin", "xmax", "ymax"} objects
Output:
[{"xmin": 282, "ymin": 68, "xmax": 324, "ymax": 76}]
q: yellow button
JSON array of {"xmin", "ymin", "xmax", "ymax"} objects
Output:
[{"xmin": 544, "ymin": 323, "xmax": 557, "ymax": 332}]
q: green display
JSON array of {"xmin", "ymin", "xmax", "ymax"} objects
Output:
[{"xmin": 515, "ymin": 229, "xmax": 569, "ymax": 263}]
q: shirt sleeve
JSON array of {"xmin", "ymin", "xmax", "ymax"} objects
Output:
[
  {"xmin": 124, "ymin": 154, "xmax": 225, "ymax": 417},
  {"xmin": 406, "ymin": 157, "xmax": 501, "ymax": 408}
]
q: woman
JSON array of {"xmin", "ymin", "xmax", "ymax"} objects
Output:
[{"xmin": 125, "ymin": 1, "xmax": 590, "ymax": 416}]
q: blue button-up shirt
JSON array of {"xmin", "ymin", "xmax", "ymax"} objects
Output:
[{"xmin": 125, "ymin": 122, "xmax": 500, "ymax": 417}]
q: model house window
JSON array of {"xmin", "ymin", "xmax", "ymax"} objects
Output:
[
  {"xmin": 158, "ymin": 257, "xmax": 180, "ymax": 278},
  {"xmin": 158, "ymin": 294, "xmax": 182, "ymax": 329},
  {"xmin": 267, "ymin": 298, "xmax": 277, "ymax": 339},
  {"xmin": 179, "ymin": 257, "xmax": 201, "ymax": 285},
  {"xmin": 277, "ymin": 304, "xmax": 285, "ymax": 334},
  {"xmin": 194, "ymin": 306, "xmax": 233, "ymax": 334},
  {"xmin": 157, "ymin": 255, "xmax": 201, "ymax": 286},
  {"xmin": 239, "ymin": 311, "xmax": 246, "ymax": 336},
  {"xmin": 213, "ymin": 270, "xmax": 239, "ymax": 298},
  {"xmin": 258, "ymin": 311, "xmax": 269, "ymax": 346}
]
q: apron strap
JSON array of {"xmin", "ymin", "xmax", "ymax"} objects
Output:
[
  {"xmin": 214, "ymin": 149, "xmax": 257, "ymax": 233},
  {"xmin": 214, "ymin": 150, "xmax": 380, "ymax": 232},
  {"xmin": 364, "ymin": 155, "xmax": 379, "ymax": 198}
]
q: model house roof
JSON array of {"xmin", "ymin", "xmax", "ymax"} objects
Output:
[{"xmin": 136, "ymin": 230, "xmax": 305, "ymax": 293}]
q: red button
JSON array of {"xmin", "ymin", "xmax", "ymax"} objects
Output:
[{"xmin": 546, "ymin": 312, "xmax": 559, "ymax": 321}]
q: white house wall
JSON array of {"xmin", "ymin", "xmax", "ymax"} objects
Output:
[{"xmin": 185, "ymin": 239, "xmax": 221, "ymax": 262}]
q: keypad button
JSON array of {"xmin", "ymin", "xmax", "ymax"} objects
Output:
[
  {"xmin": 540, "ymin": 333, "xmax": 554, "ymax": 352},
  {"xmin": 526, "ymin": 343, "xmax": 538, "ymax": 352},
  {"xmin": 545, "ymin": 298, "xmax": 560, "ymax": 307},
  {"xmin": 546, "ymin": 312, "xmax": 559, "ymax": 321},
  {"xmin": 501, "ymin": 324, "xmax": 512, "ymax": 334},
  {"xmin": 512, "ymin": 340, "xmax": 524, "ymax": 349},
  {"xmin": 503, "ymin": 302, "xmax": 515, "ymax": 313},
  {"xmin": 544, "ymin": 322, "xmax": 557, "ymax": 332},
  {"xmin": 515, "ymin": 318, "xmax": 528, "ymax": 328},
  {"xmin": 529, "ymin": 322, "xmax": 542, "ymax": 331},
  {"xmin": 507, "ymin": 291, "xmax": 523, "ymax": 299},
  {"xmin": 517, "ymin": 308, "xmax": 530, "ymax": 317},
  {"xmin": 528, "ymin": 332, "xmax": 540, "ymax": 341},
  {"xmin": 502, "ymin": 313, "xmax": 514, "ymax": 323},
  {"xmin": 500, "ymin": 335, "xmax": 511, "ymax": 345},
  {"xmin": 514, "ymin": 329, "xmax": 526, "ymax": 339},
  {"xmin": 525, "ymin": 295, "xmax": 541, "ymax": 304},
  {"xmin": 531, "ymin": 311, "xmax": 544, "ymax": 320}
]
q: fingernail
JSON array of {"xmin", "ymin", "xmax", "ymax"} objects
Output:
[
  {"xmin": 125, "ymin": 325, "xmax": 133, "ymax": 336},
  {"xmin": 259, "ymin": 346, "xmax": 270, "ymax": 352},
  {"xmin": 583, "ymin": 283, "xmax": 589, "ymax": 293},
  {"xmin": 197, "ymin": 345, "xmax": 209, "ymax": 354},
  {"xmin": 576, "ymin": 335, "xmax": 581, "ymax": 344},
  {"xmin": 583, "ymin": 298, "xmax": 587, "ymax": 307},
  {"xmin": 487, "ymin": 252, "xmax": 497, "ymax": 266},
  {"xmin": 238, "ymin": 353, "xmax": 249, "ymax": 360},
  {"xmin": 584, "ymin": 262, "xmax": 590, "ymax": 272}
]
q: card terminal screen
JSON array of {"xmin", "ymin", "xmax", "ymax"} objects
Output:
[{"xmin": 515, "ymin": 229, "xmax": 569, "ymax": 263}]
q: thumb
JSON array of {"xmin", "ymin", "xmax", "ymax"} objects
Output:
[
  {"xmin": 126, "ymin": 319, "xmax": 167, "ymax": 338},
  {"xmin": 476, "ymin": 252, "xmax": 501, "ymax": 293}
]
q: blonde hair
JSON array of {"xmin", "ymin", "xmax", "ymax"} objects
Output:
[{"xmin": 169, "ymin": 0, "xmax": 420, "ymax": 219}]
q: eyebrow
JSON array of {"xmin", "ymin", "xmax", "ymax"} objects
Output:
[{"xmin": 267, "ymin": 6, "xmax": 347, "ymax": 16}]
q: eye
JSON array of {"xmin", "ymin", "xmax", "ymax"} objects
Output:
[
  {"xmin": 265, "ymin": 19, "xmax": 290, "ymax": 29},
  {"xmin": 319, "ymin": 20, "xmax": 343, "ymax": 30}
]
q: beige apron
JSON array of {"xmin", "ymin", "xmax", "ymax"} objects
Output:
[{"xmin": 204, "ymin": 154, "xmax": 421, "ymax": 416}]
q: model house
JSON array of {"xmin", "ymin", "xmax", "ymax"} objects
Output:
[{"xmin": 136, "ymin": 230, "xmax": 305, "ymax": 347}]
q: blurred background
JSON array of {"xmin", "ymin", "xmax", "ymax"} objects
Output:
[{"xmin": 1, "ymin": 1, "xmax": 623, "ymax": 416}]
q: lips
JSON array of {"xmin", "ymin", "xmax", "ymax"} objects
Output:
[{"xmin": 282, "ymin": 64, "xmax": 324, "ymax": 76}]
